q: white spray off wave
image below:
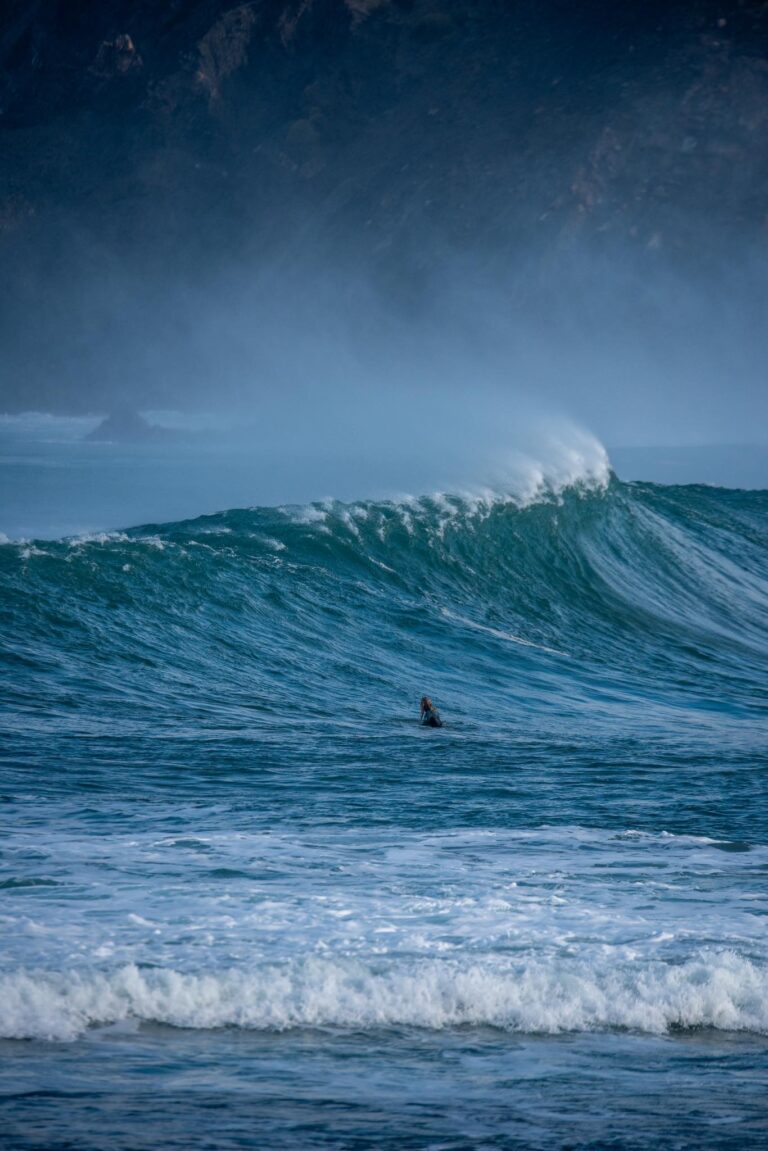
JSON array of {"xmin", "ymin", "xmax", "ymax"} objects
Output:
[
  {"xmin": 323, "ymin": 423, "xmax": 612, "ymax": 535},
  {"xmin": 492, "ymin": 424, "xmax": 611, "ymax": 506},
  {"xmin": 417, "ymin": 423, "xmax": 611, "ymax": 512},
  {"xmin": 3, "ymin": 951, "xmax": 767, "ymax": 1042}
]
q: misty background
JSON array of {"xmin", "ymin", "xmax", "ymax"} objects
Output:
[{"xmin": 1, "ymin": 0, "xmax": 767, "ymax": 536}]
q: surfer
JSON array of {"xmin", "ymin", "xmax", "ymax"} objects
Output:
[{"xmin": 420, "ymin": 696, "xmax": 443, "ymax": 727}]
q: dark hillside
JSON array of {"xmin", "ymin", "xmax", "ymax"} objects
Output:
[{"xmin": 1, "ymin": 0, "xmax": 767, "ymax": 411}]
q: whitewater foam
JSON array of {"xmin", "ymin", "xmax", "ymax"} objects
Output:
[
  {"xmin": 2, "ymin": 950, "xmax": 766, "ymax": 1042},
  {"xmin": 277, "ymin": 428, "xmax": 612, "ymax": 533}
]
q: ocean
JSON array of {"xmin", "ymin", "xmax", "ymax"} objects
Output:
[{"xmin": 1, "ymin": 437, "xmax": 767, "ymax": 1149}]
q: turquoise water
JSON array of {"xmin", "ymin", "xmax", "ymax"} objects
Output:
[{"xmin": 1, "ymin": 464, "xmax": 767, "ymax": 1148}]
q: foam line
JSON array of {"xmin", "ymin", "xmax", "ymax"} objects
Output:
[{"xmin": 2, "ymin": 950, "xmax": 765, "ymax": 1041}]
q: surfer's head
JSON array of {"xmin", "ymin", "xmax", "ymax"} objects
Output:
[{"xmin": 420, "ymin": 696, "xmax": 432, "ymax": 711}]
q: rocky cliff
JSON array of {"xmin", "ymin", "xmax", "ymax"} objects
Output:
[{"xmin": 1, "ymin": 0, "xmax": 766, "ymax": 410}]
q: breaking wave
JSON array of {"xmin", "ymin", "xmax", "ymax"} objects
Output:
[
  {"xmin": 1, "ymin": 443, "xmax": 766, "ymax": 740},
  {"xmin": 3, "ymin": 951, "xmax": 767, "ymax": 1042}
]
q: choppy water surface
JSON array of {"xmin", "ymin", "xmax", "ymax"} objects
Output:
[{"xmin": 1, "ymin": 463, "xmax": 767, "ymax": 1148}]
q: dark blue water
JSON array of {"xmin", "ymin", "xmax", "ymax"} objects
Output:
[{"xmin": 1, "ymin": 458, "xmax": 767, "ymax": 1149}]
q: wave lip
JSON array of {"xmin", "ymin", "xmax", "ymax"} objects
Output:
[{"xmin": 3, "ymin": 951, "xmax": 766, "ymax": 1042}]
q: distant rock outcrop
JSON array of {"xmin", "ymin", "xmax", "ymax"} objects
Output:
[{"xmin": 86, "ymin": 410, "xmax": 163, "ymax": 442}]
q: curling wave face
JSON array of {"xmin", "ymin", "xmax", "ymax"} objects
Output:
[
  {"xmin": 1, "ymin": 458, "xmax": 767, "ymax": 1043},
  {"xmin": 2, "ymin": 464, "xmax": 766, "ymax": 740}
]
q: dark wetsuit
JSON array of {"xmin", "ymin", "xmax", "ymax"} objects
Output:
[{"xmin": 420, "ymin": 706, "xmax": 443, "ymax": 728}]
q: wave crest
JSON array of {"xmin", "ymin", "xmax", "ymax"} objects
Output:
[{"xmin": 3, "ymin": 951, "xmax": 766, "ymax": 1041}]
